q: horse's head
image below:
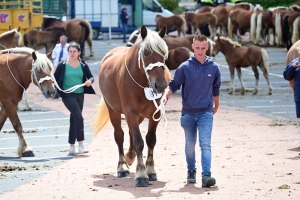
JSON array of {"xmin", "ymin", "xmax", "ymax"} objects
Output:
[
  {"xmin": 138, "ymin": 25, "xmax": 168, "ymax": 94},
  {"xmin": 0, "ymin": 26, "xmax": 22, "ymax": 49},
  {"xmin": 31, "ymin": 51, "xmax": 55, "ymax": 98}
]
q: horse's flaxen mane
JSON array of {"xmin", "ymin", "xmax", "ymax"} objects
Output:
[
  {"xmin": 139, "ymin": 29, "xmax": 168, "ymax": 60},
  {"xmin": 0, "ymin": 29, "xmax": 22, "ymax": 45},
  {"xmin": 128, "ymin": 29, "xmax": 140, "ymax": 41},
  {"xmin": 0, "ymin": 47, "xmax": 53, "ymax": 73},
  {"xmin": 219, "ymin": 36, "xmax": 241, "ymax": 48},
  {"xmin": 268, "ymin": 6, "xmax": 287, "ymax": 11},
  {"xmin": 289, "ymin": 4, "xmax": 300, "ymax": 10}
]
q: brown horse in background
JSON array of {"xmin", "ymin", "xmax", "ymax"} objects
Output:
[
  {"xmin": 43, "ymin": 17, "xmax": 94, "ymax": 57},
  {"xmin": 282, "ymin": 11, "xmax": 300, "ymax": 50},
  {"xmin": 212, "ymin": 36, "xmax": 272, "ymax": 95},
  {"xmin": 271, "ymin": 7, "xmax": 290, "ymax": 47},
  {"xmin": 165, "ymin": 47, "xmax": 192, "ymax": 70},
  {"xmin": 184, "ymin": 11, "xmax": 217, "ymax": 38},
  {"xmin": 93, "ymin": 26, "xmax": 172, "ymax": 187},
  {"xmin": 285, "ymin": 40, "xmax": 300, "ymax": 90},
  {"xmin": 0, "ymin": 26, "xmax": 22, "ymax": 50},
  {"xmin": 195, "ymin": 6, "xmax": 213, "ymax": 13},
  {"xmin": 0, "ymin": 47, "xmax": 55, "ymax": 157},
  {"xmin": 24, "ymin": 27, "xmax": 66, "ymax": 53},
  {"xmin": 155, "ymin": 14, "xmax": 186, "ymax": 37}
]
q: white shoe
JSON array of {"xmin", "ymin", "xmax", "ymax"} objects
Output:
[
  {"xmin": 69, "ymin": 146, "xmax": 78, "ymax": 155},
  {"xmin": 78, "ymin": 145, "xmax": 89, "ymax": 154}
]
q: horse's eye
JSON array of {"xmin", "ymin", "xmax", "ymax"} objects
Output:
[{"xmin": 143, "ymin": 50, "xmax": 150, "ymax": 57}]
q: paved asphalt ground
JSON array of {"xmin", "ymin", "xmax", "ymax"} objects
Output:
[{"xmin": 0, "ymin": 34, "xmax": 299, "ymax": 195}]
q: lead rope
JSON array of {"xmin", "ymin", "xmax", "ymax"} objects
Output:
[
  {"xmin": 5, "ymin": 49, "xmax": 27, "ymax": 100},
  {"xmin": 125, "ymin": 47, "xmax": 168, "ymax": 126}
]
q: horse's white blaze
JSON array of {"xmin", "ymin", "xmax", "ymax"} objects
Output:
[{"xmin": 292, "ymin": 17, "xmax": 300, "ymax": 45}]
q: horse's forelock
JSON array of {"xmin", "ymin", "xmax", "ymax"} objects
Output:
[
  {"xmin": 33, "ymin": 52, "xmax": 54, "ymax": 74},
  {"xmin": 140, "ymin": 29, "xmax": 168, "ymax": 60}
]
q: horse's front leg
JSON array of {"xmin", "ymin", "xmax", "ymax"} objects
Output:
[
  {"xmin": 228, "ymin": 66, "xmax": 235, "ymax": 94},
  {"xmin": 252, "ymin": 65, "xmax": 259, "ymax": 95},
  {"xmin": 145, "ymin": 119, "xmax": 159, "ymax": 181},
  {"xmin": 236, "ymin": 67, "xmax": 246, "ymax": 95},
  {"xmin": 126, "ymin": 113, "xmax": 148, "ymax": 186},
  {"xmin": 0, "ymin": 107, "xmax": 8, "ymax": 131},
  {"xmin": 2, "ymin": 100, "xmax": 34, "ymax": 157}
]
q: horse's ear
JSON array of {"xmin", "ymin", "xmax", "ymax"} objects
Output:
[
  {"xmin": 158, "ymin": 25, "xmax": 167, "ymax": 38},
  {"xmin": 8, "ymin": 25, "xmax": 12, "ymax": 30},
  {"xmin": 32, "ymin": 51, "xmax": 37, "ymax": 61},
  {"xmin": 17, "ymin": 26, "xmax": 21, "ymax": 32},
  {"xmin": 140, "ymin": 25, "xmax": 147, "ymax": 40},
  {"xmin": 46, "ymin": 50, "xmax": 53, "ymax": 58}
]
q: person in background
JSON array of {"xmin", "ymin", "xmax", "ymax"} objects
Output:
[
  {"xmin": 161, "ymin": 34, "xmax": 221, "ymax": 187},
  {"xmin": 54, "ymin": 42, "xmax": 96, "ymax": 155},
  {"xmin": 120, "ymin": 7, "xmax": 129, "ymax": 43},
  {"xmin": 283, "ymin": 58, "xmax": 300, "ymax": 118},
  {"xmin": 52, "ymin": 35, "xmax": 69, "ymax": 68}
]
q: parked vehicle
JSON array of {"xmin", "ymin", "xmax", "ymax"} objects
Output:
[{"xmin": 66, "ymin": 0, "xmax": 173, "ymax": 39}]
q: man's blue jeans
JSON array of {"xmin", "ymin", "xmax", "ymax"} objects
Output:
[
  {"xmin": 180, "ymin": 112, "xmax": 213, "ymax": 177},
  {"xmin": 122, "ymin": 22, "xmax": 127, "ymax": 42}
]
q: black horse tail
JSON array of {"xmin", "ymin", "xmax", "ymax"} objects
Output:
[
  {"xmin": 23, "ymin": 33, "xmax": 28, "ymax": 47},
  {"xmin": 282, "ymin": 15, "xmax": 289, "ymax": 48}
]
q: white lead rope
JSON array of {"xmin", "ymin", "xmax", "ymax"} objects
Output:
[
  {"xmin": 51, "ymin": 73, "xmax": 85, "ymax": 93},
  {"xmin": 152, "ymin": 99, "xmax": 168, "ymax": 127}
]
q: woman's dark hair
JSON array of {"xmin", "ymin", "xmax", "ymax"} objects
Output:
[{"xmin": 67, "ymin": 42, "xmax": 81, "ymax": 52}]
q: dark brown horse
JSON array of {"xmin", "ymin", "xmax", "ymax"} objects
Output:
[
  {"xmin": 212, "ymin": 36, "xmax": 272, "ymax": 95},
  {"xmin": 252, "ymin": 10, "xmax": 275, "ymax": 46},
  {"xmin": 165, "ymin": 47, "xmax": 192, "ymax": 70},
  {"xmin": 271, "ymin": 7, "xmax": 290, "ymax": 46},
  {"xmin": 0, "ymin": 47, "xmax": 55, "ymax": 157},
  {"xmin": 43, "ymin": 17, "xmax": 94, "ymax": 57},
  {"xmin": 285, "ymin": 39, "xmax": 300, "ymax": 90},
  {"xmin": 155, "ymin": 14, "xmax": 186, "ymax": 37},
  {"xmin": 282, "ymin": 11, "xmax": 300, "ymax": 50},
  {"xmin": 0, "ymin": 26, "xmax": 22, "ymax": 50},
  {"xmin": 93, "ymin": 26, "xmax": 172, "ymax": 187},
  {"xmin": 24, "ymin": 27, "xmax": 66, "ymax": 53}
]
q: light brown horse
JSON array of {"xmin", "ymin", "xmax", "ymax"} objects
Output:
[
  {"xmin": 155, "ymin": 14, "xmax": 186, "ymax": 37},
  {"xmin": 291, "ymin": 16, "xmax": 300, "ymax": 45},
  {"xmin": 24, "ymin": 27, "xmax": 66, "ymax": 53},
  {"xmin": 184, "ymin": 11, "xmax": 218, "ymax": 38},
  {"xmin": 212, "ymin": 36, "xmax": 272, "ymax": 95},
  {"xmin": 43, "ymin": 17, "xmax": 94, "ymax": 57},
  {"xmin": 93, "ymin": 26, "xmax": 172, "ymax": 187},
  {"xmin": 0, "ymin": 47, "xmax": 55, "ymax": 157},
  {"xmin": 285, "ymin": 39, "xmax": 300, "ymax": 90},
  {"xmin": 0, "ymin": 26, "xmax": 22, "ymax": 50},
  {"xmin": 195, "ymin": 6, "xmax": 213, "ymax": 13}
]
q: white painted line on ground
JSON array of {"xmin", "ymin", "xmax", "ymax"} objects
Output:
[
  {"xmin": 220, "ymin": 99, "xmax": 284, "ymax": 103},
  {"xmin": 245, "ymin": 105, "xmax": 294, "ymax": 108},
  {"xmin": 271, "ymin": 111, "xmax": 295, "ymax": 114},
  {"xmin": 219, "ymin": 65, "xmax": 283, "ymax": 77},
  {"xmin": 88, "ymin": 61, "xmax": 101, "ymax": 66},
  {"xmin": 5, "ymin": 118, "xmax": 69, "ymax": 124},
  {"xmin": 0, "ymin": 133, "xmax": 91, "ymax": 141},
  {"xmin": 0, "ymin": 143, "xmax": 90, "ymax": 150},
  {"xmin": 1, "ymin": 124, "xmax": 90, "ymax": 132},
  {"xmin": 17, "ymin": 111, "xmax": 57, "ymax": 115}
]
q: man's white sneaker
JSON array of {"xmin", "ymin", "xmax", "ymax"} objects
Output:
[
  {"xmin": 78, "ymin": 145, "xmax": 89, "ymax": 154},
  {"xmin": 69, "ymin": 146, "xmax": 78, "ymax": 155}
]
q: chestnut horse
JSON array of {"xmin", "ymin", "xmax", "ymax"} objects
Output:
[
  {"xmin": 285, "ymin": 40, "xmax": 300, "ymax": 90},
  {"xmin": 24, "ymin": 27, "xmax": 66, "ymax": 53},
  {"xmin": 212, "ymin": 36, "xmax": 272, "ymax": 95},
  {"xmin": 0, "ymin": 26, "xmax": 22, "ymax": 50},
  {"xmin": 165, "ymin": 47, "xmax": 192, "ymax": 70},
  {"xmin": 93, "ymin": 26, "xmax": 172, "ymax": 187},
  {"xmin": 184, "ymin": 11, "xmax": 218, "ymax": 38},
  {"xmin": 43, "ymin": 17, "xmax": 94, "ymax": 57},
  {"xmin": 155, "ymin": 13, "xmax": 186, "ymax": 37},
  {"xmin": 0, "ymin": 47, "xmax": 55, "ymax": 157}
]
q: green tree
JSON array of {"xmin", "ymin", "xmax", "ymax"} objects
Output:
[
  {"xmin": 158, "ymin": 0, "xmax": 178, "ymax": 11},
  {"xmin": 246, "ymin": 0, "xmax": 297, "ymax": 8}
]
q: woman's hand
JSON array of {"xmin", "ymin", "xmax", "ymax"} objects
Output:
[{"xmin": 85, "ymin": 80, "xmax": 92, "ymax": 87}]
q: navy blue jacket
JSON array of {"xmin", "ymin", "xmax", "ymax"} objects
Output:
[
  {"xmin": 54, "ymin": 59, "xmax": 96, "ymax": 97},
  {"xmin": 168, "ymin": 55, "xmax": 221, "ymax": 114},
  {"xmin": 119, "ymin": 12, "xmax": 128, "ymax": 24},
  {"xmin": 283, "ymin": 57, "xmax": 300, "ymax": 101}
]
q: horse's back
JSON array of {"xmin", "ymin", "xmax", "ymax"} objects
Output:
[{"xmin": 164, "ymin": 36, "xmax": 193, "ymax": 51}]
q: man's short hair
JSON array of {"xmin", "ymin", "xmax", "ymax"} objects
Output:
[
  {"xmin": 60, "ymin": 35, "xmax": 68, "ymax": 41},
  {"xmin": 193, "ymin": 34, "xmax": 208, "ymax": 43}
]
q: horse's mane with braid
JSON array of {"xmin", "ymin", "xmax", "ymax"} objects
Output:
[
  {"xmin": 219, "ymin": 36, "xmax": 241, "ymax": 48},
  {"xmin": 139, "ymin": 29, "xmax": 168, "ymax": 60},
  {"xmin": 0, "ymin": 47, "xmax": 53, "ymax": 73}
]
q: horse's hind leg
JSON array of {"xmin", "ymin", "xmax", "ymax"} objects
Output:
[
  {"xmin": 236, "ymin": 67, "xmax": 246, "ymax": 95},
  {"xmin": 259, "ymin": 62, "xmax": 273, "ymax": 95},
  {"xmin": 145, "ymin": 119, "xmax": 159, "ymax": 181},
  {"xmin": 251, "ymin": 65, "xmax": 259, "ymax": 95},
  {"xmin": 2, "ymin": 101, "xmax": 34, "ymax": 157},
  {"xmin": 86, "ymin": 37, "xmax": 94, "ymax": 57},
  {"xmin": 0, "ymin": 107, "xmax": 8, "ymax": 130},
  {"xmin": 107, "ymin": 107, "xmax": 130, "ymax": 177}
]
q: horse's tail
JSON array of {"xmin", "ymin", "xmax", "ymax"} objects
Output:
[
  {"xmin": 282, "ymin": 15, "xmax": 290, "ymax": 46},
  {"xmin": 260, "ymin": 48, "xmax": 269, "ymax": 72},
  {"xmin": 228, "ymin": 16, "xmax": 233, "ymax": 38},
  {"xmin": 23, "ymin": 32, "xmax": 28, "ymax": 47},
  {"xmin": 93, "ymin": 97, "xmax": 111, "ymax": 138},
  {"xmin": 84, "ymin": 19, "xmax": 93, "ymax": 41},
  {"xmin": 180, "ymin": 14, "xmax": 186, "ymax": 34},
  {"xmin": 275, "ymin": 12, "xmax": 282, "ymax": 46},
  {"xmin": 255, "ymin": 13, "xmax": 263, "ymax": 44},
  {"xmin": 79, "ymin": 21, "xmax": 90, "ymax": 42},
  {"xmin": 292, "ymin": 17, "xmax": 300, "ymax": 44},
  {"xmin": 165, "ymin": 66, "xmax": 173, "ymax": 83},
  {"xmin": 250, "ymin": 12, "xmax": 257, "ymax": 43}
]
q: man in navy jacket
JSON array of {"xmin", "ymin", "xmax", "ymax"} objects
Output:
[{"xmin": 162, "ymin": 34, "xmax": 221, "ymax": 187}]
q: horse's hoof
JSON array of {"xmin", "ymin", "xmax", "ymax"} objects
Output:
[
  {"xmin": 148, "ymin": 174, "xmax": 157, "ymax": 181},
  {"xmin": 89, "ymin": 55, "xmax": 94, "ymax": 57},
  {"xmin": 268, "ymin": 92, "xmax": 272, "ymax": 95},
  {"xmin": 22, "ymin": 151, "xmax": 35, "ymax": 157},
  {"xmin": 117, "ymin": 171, "xmax": 130, "ymax": 178},
  {"xmin": 136, "ymin": 178, "xmax": 149, "ymax": 187}
]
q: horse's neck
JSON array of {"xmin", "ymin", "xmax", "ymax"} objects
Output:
[{"xmin": 220, "ymin": 42, "xmax": 238, "ymax": 55}]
